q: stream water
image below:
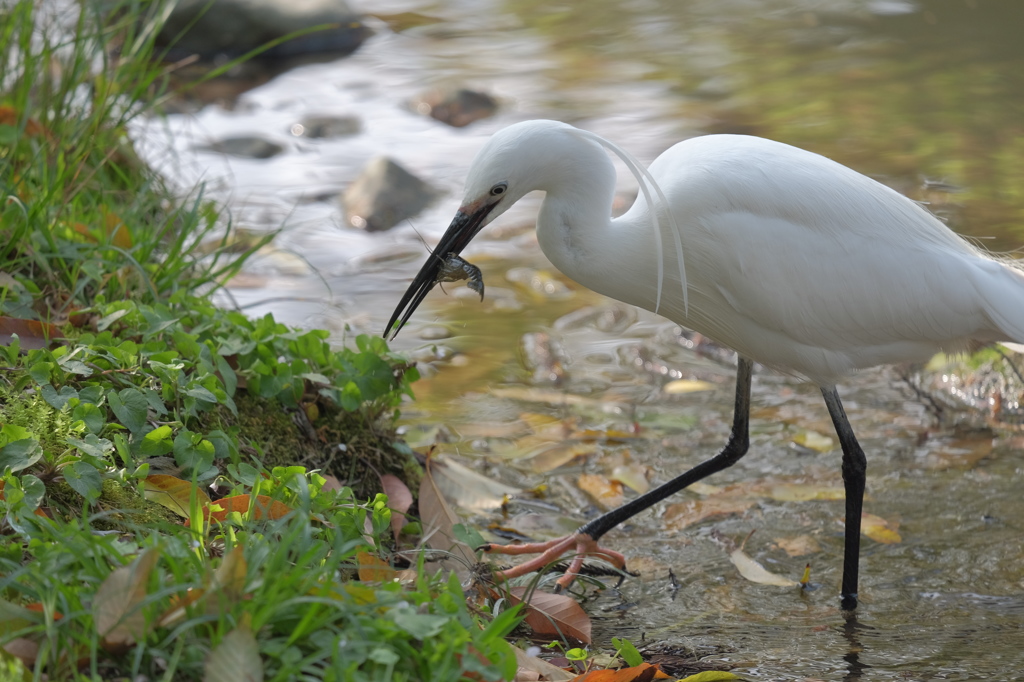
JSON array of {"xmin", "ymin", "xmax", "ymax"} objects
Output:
[{"xmin": 135, "ymin": 0, "xmax": 1024, "ymax": 679}]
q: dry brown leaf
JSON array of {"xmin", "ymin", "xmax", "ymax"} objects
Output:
[
  {"xmin": 772, "ymin": 535, "xmax": 822, "ymax": 557},
  {"xmin": 663, "ymin": 497, "xmax": 754, "ymax": 531},
  {"xmin": 0, "ymin": 316, "xmax": 61, "ymax": 350},
  {"xmin": 203, "ymin": 623, "xmax": 264, "ymax": 682},
  {"xmin": 573, "ymin": 662, "xmax": 670, "ymax": 681},
  {"xmin": 213, "ymin": 545, "xmax": 248, "ymax": 601},
  {"xmin": 429, "ymin": 455, "xmax": 521, "ymax": 512},
  {"xmin": 143, "ymin": 474, "xmax": 211, "ymax": 517},
  {"xmin": 200, "ymin": 495, "xmax": 293, "ymax": 525},
  {"xmin": 356, "ymin": 551, "xmax": 396, "ymax": 583},
  {"xmin": 95, "ymin": 547, "xmax": 161, "ymax": 652},
  {"xmin": 320, "ymin": 475, "xmax": 345, "ymax": 492},
  {"xmin": 380, "ymin": 473, "xmax": 413, "ymax": 539},
  {"xmin": 509, "ymin": 587, "xmax": 592, "ymax": 644},
  {"xmin": 2, "ymin": 638, "xmax": 39, "ymax": 666},
  {"xmin": 577, "ymin": 473, "xmax": 623, "ymax": 510},
  {"xmin": 513, "ymin": 645, "xmax": 575, "ymax": 682},
  {"xmin": 419, "ymin": 455, "xmax": 476, "ymax": 573}
]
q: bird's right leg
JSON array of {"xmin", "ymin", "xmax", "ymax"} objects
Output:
[{"xmin": 483, "ymin": 357, "xmax": 754, "ymax": 590}]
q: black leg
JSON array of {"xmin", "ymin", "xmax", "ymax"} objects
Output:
[
  {"xmin": 821, "ymin": 387, "xmax": 867, "ymax": 611},
  {"xmin": 577, "ymin": 357, "xmax": 754, "ymax": 540}
]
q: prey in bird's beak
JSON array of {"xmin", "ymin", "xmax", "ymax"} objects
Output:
[{"xmin": 384, "ymin": 197, "xmax": 501, "ymax": 341}]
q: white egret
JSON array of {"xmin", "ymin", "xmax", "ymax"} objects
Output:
[{"xmin": 384, "ymin": 120, "xmax": 1024, "ymax": 611}]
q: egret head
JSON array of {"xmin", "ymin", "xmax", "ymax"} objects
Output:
[{"xmin": 384, "ymin": 120, "xmax": 580, "ymax": 339}]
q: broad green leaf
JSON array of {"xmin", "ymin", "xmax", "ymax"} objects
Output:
[
  {"xmin": 72, "ymin": 402, "xmax": 105, "ymax": 434},
  {"xmin": 28, "ymin": 361, "xmax": 53, "ymax": 384},
  {"xmin": 0, "ymin": 438, "xmax": 43, "ymax": 473},
  {"xmin": 67, "ymin": 434, "xmax": 114, "ymax": 461},
  {"xmin": 108, "ymin": 388, "xmax": 148, "ymax": 433},
  {"xmin": 40, "ymin": 384, "xmax": 78, "ymax": 409},
  {"xmin": 64, "ymin": 461, "xmax": 103, "ymax": 504},
  {"xmin": 612, "ymin": 637, "xmax": 643, "ymax": 667},
  {"xmin": 172, "ymin": 431, "xmax": 215, "ymax": 472},
  {"xmin": 138, "ymin": 425, "xmax": 173, "ymax": 456},
  {"xmin": 391, "ymin": 611, "xmax": 448, "ymax": 639}
]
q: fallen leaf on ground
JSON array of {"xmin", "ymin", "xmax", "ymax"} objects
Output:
[
  {"xmin": 0, "ymin": 316, "xmax": 61, "ymax": 350},
  {"xmin": 143, "ymin": 474, "xmax": 211, "ymax": 517},
  {"xmin": 356, "ymin": 551, "xmax": 395, "ymax": 583},
  {"xmin": 858, "ymin": 512, "xmax": 902, "ymax": 544},
  {"xmin": 572, "ymin": 662, "xmax": 670, "ymax": 681},
  {"xmin": 428, "ymin": 454, "xmax": 521, "ymax": 512},
  {"xmin": 418, "ymin": 455, "xmax": 477, "ymax": 573},
  {"xmin": 95, "ymin": 547, "xmax": 161, "ymax": 652},
  {"xmin": 204, "ymin": 623, "xmax": 263, "ymax": 682},
  {"xmin": 577, "ymin": 473, "xmax": 624, "ymax": 510},
  {"xmin": 380, "ymin": 473, "xmax": 413, "ymax": 539},
  {"xmin": 201, "ymin": 495, "xmax": 293, "ymax": 525},
  {"xmin": 513, "ymin": 645, "xmax": 575, "ymax": 682},
  {"xmin": 772, "ymin": 535, "xmax": 822, "ymax": 557},
  {"xmin": 509, "ymin": 587, "xmax": 592, "ymax": 644}
]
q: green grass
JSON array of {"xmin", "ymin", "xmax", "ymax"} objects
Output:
[
  {"xmin": 0, "ymin": 1, "xmax": 521, "ymax": 679},
  {"xmin": 0, "ymin": 0, "xmax": 272, "ymax": 318}
]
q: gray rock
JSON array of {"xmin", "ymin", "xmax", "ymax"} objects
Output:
[
  {"xmin": 413, "ymin": 88, "xmax": 498, "ymax": 128},
  {"xmin": 197, "ymin": 136, "xmax": 284, "ymax": 159},
  {"xmin": 158, "ymin": 0, "xmax": 373, "ymax": 60},
  {"xmin": 291, "ymin": 115, "xmax": 361, "ymax": 139},
  {"xmin": 341, "ymin": 157, "xmax": 436, "ymax": 232}
]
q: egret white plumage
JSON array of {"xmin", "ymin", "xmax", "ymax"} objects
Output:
[{"xmin": 384, "ymin": 120, "xmax": 1024, "ymax": 611}]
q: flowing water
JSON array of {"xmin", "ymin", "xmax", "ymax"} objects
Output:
[{"xmin": 135, "ymin": 0, "xmax": 1024, "ymax": 678}]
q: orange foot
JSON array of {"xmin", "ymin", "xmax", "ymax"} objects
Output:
[{"xmin": 481, "ymin": 533, "xmax": 627, "ymax": 591}]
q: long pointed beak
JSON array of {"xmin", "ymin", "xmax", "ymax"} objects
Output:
[{"xmin": 384, "ymin": 202, "xmax": 497, "ymax": 341}]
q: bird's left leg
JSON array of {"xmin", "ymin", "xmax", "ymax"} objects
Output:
[
  {"xmin": 483, "ymin": 357, "xmax": 754, "ymax": 590},
  {"xmin": 821, "ymin": 387, "xmax": 867, "ymax": 611}
]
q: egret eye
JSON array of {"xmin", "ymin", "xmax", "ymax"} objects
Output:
[{"xmin": 490, "ymin": 183, "xmax": 507, "ymax": 197}]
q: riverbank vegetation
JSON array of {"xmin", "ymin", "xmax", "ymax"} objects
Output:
[{"xmin": 0, "ymin": 1, "xmax": 520, "ymax": 678}]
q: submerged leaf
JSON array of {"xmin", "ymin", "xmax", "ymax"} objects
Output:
[
  {"xmin": 728, "ymin": 548, "xmax": 798, "ymax": 587},
  {"xmin": 859, "ymin": 512, "xmax": 902, "ymax": 544},
  {"xmin": 577, "ymin": 473, "xmax": 623, "ymax": 510},
  {"xmin": 663, "ymin": 497, "xmax": 754, "ymax": 531}
]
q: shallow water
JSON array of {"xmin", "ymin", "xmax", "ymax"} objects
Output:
[{"xmin": 136, "ymin": 0, "xmax": 1024, "ymax": 678}]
